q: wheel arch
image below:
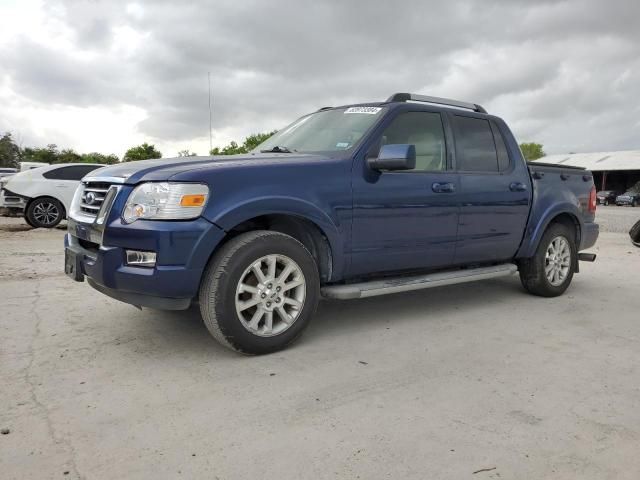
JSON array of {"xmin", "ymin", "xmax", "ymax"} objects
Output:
[
  {"xmin": 517, "ymin": 206, "xmax": 582, "ymax": 259},
  {"xmin": 206, "ymin": 196, "xmax": 346, "ymax": 282},
  {"xmin": 219, "ymin": 213, "xmax": 336, "ymax": 283}
]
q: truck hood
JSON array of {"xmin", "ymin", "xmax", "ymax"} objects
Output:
[{"xmin": 85, "ymin": 153, "xmax": 329, "ymax": 184}]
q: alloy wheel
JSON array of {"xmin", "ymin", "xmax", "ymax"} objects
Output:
[
  {"xmin": 235, "ymin": 254, "xmax": 306, "ymax": 337},
  {"xmin": 33, "ymin": 202, "xmax": 60, "ymax": 226},
  {"xmin": 545, "ymin": 236, "xmax": 571, "ymax": 286}
]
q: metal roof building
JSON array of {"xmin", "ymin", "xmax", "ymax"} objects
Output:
[{"xmin": 534, "ymin": 150, "xmax": 640, "ymax": 192}]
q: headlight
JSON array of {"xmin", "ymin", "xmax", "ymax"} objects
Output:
[{"xmin": 122, "ymin": 182, "xmax": 209, "ymax": 223}]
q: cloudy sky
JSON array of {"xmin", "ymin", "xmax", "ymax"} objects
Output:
[{"xmin": 0, "ymin": 0, "xmax": 639, "ymax": 158}]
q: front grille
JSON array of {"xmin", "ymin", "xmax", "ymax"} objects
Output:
[{"xmin": 80, "ymin": 181, "xmax": 112, "ymax": 217}]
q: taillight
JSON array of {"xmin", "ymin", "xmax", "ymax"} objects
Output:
[{"xmin": 588, "ymin": 186, "xmax": 597, "ymax": 213}]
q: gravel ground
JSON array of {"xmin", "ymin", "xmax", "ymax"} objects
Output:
[
  {"xmin": 1, "ymin": 209, "xmax": 639, "ymax": 480},
  {"xmin": 595, "ymin": 205, "xmax": 639, "ymax": 233}
]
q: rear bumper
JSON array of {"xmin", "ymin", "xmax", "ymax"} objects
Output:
[
  {"xmin": 64, "ymin": 216, "xmax": 226, "ymax": 310},
  {"xmin": 580, "ymin": 222, "xmax": 599, "ymax": 251}
]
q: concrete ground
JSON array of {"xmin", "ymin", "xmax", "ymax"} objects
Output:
[{"xmin": 1, "ymin": 208, "xmax": 639, "ymax": 480}]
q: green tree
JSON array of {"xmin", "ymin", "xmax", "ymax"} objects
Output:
[
  {"xmin": 178, "ymin": 149, "xmax": 197, "ymax": 157},
  {"xmin": 57, "ymin": 148, "xmax": 82, "ymax": 164},
  {"xmin": 0, "ymin": 132, "xmax": 22, "ymax": 169},
  {"xmin": 520, "ymin": 142, "xmax": 545, "ymax": 161},
  {"xmin": 22, "ymin": 144, "xmax": 59, "ymax": 164},
  {"xmin": 123, "ymin": 143, "xmax": 162, "ymax": 162},
  {"xmin": 243, "ymin": 131, "xmax": 277, "ymax": 151},
  {"xmin": 81, "ymin": 152, "xmax": 120, "ymax": 165},
  {"xmin": 210, "ymin": 141, "xmax": 244, "ymax": 156},
  {"xmin": 210, "ymin": 130, "xmax": 277, "ymax": 155}
]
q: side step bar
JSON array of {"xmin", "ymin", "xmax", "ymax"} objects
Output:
[{"xmin": 321, "ymin": 263, "xmax": 518, "ymax": 300}]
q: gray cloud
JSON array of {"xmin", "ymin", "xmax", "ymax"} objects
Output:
[{"xmin": 2, "ymin": 0, "xmax": 640, "ymax": 154}]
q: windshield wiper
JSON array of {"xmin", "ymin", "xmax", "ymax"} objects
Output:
[{"xmin": 260, "ymin": 145, "xmax": 295, "ymax": 153}]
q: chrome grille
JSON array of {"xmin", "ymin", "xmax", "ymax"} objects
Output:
[{"xmin": 80, "ymin": 181, "xmax": 112, "ymax": 217}]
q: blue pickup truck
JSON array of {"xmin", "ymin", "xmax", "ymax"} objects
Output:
[{"xmin": 64, "ymin": 93, "xmax": 599, "ymax": 354}]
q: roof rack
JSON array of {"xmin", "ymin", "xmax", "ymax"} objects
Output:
[{"xmin": 386, "ymin": 93, "xmax": 487, "ymax": 114}]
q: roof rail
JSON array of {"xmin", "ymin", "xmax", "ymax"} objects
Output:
[{"xmin": 386, "ymin": 93, "xmax": 487, "ymax": 114}]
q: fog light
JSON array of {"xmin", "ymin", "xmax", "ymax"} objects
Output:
[{"xmin": 126, "ymin": 250, "xmax": 157, "ymax": 267}]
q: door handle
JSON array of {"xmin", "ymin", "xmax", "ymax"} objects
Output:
[
  {"xmin": 509, "ymin": 182, "xmax": 527, "ymax": 192},
  {"xmin": 432, "ymin": 182, "xmax": 455, "ymax": 193}
]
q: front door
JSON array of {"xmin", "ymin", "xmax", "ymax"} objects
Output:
[{"xmin": 349, "ymin": 110, "xmax": 459, "ymax": 277}]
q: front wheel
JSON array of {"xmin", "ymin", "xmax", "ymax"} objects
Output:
[
  {"xmin": 519, "ymin": 223, "xmax": 577, "ymax": 297},
  {"xmin": 199, "ymin": 230, "xmax": 320, "ymax": 354}
]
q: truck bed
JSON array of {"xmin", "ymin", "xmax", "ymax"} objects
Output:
[{"xmin": 517, "ymin": 161, "xmax": 597, "ymax": 258}]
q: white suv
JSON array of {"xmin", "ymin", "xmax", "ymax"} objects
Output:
[{"xmin": 0, "ymin": 163, "xmax": 104, "ymax": 228}]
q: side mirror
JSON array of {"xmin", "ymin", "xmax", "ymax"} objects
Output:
[{"xmin": 367, "ymin": 144, "xmax": 416, "ymax": 171}]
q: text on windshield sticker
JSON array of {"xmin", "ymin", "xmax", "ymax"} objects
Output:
[{"xmin": 344, "ymin": 107, "xmax": 381, "ymax": 114}]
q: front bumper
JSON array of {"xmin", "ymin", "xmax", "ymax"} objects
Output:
[{"xmin": 65, "ymin": 201, "xmax": 226, "ymax": 310}]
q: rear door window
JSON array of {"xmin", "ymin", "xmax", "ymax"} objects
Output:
[
  {"xmin": 453, "ymin": 116, "xmax": 499, "ymax": 172},
  {"xmin": 43, "ymin": 165, "xmax": 102, "ymax": 181},
  {"xmin": 490, "ymin": 121, "xmax": 511, "ymax": 171}
]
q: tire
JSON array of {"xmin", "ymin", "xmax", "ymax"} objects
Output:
[
  {"xmin": 23, "ymin": 214, "xmax": 37, "ymax": 228},
  {"xmin": 518, "ymin": 223, "xmax": 577, "ymax": 297},
  {"xmin": 25, "ymin": 197, "xmax": 64, "ymax": 228},
  {"xmin": 199, "ymin": 230, "xmax": 320, "ymax": 354},
  {"xmin": 630, "ymin": 219, "xmax": 640, "ymax": 247},
  {"xmin": 632, "ymin": 199, "xmax": 638, "ymax": 207},
  {"xmin": 604, "ymin": 200, "xmax": 609, "ymax": 206}
]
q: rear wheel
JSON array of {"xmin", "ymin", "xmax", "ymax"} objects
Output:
[
  {"xmin": 199, "ymin": 230, "xmax": 320, "ymax": 354},
  {"xmin": 519, "ymin": 223, "xmax": 577, "ymax": 297},
  {"xmin": 632, "ymin": 199, "xmax": 638, "ymax": 207},
  {"xmin": 26, "ymin": 197, "xmax": 64, "ymax": 228}
]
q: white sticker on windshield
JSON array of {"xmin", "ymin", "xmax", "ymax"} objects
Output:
[
  {"xmin": 344, "ymin": 107, "xmax": 381, "ymax": 114},
  {"xmin": 336, "ymin": 142, "xmax": 350, "ymax": 148}
]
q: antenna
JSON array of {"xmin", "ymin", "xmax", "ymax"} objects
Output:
[{"xmin": 208, "ymin": 72, "xmax": 213, "ymax": 153}]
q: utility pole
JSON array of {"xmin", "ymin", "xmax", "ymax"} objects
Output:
[{"xmin": 208, "ymin": 72, "xmax": 213, "ymax": 153}]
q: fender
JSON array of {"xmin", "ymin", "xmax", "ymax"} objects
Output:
[
  {"xmin": 516, "ymin": 201, "xmax": 583, "ymax": 259},
  {"xmin": 204, "ymin": 195, "xmax": 347, "ymax": 278}
]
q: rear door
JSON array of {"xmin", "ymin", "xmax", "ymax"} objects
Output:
[
  {"xmin": 42, "ymin": 165, "xmax": 103, "ymax": 210},
  {"xmin": 349, "ymin": 109, "xmax": 459, "ymax": 276},
  {"xmin": 450, "ymin": 114, "xmax": 531, "ymax": 264}
]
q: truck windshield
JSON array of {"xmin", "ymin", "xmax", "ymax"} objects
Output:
[{"xmin": 256, "ymin": 106, "xmax": 386, "ymax": 153}]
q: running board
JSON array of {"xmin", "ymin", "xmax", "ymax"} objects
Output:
[{"xmin": 321, "ymin": 263, "xmax": 518, "ymax": 300}]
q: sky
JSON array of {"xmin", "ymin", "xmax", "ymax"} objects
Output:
[{"xmin": 0, "ymin": 0, "xmax": 639, "ymax": 158}]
